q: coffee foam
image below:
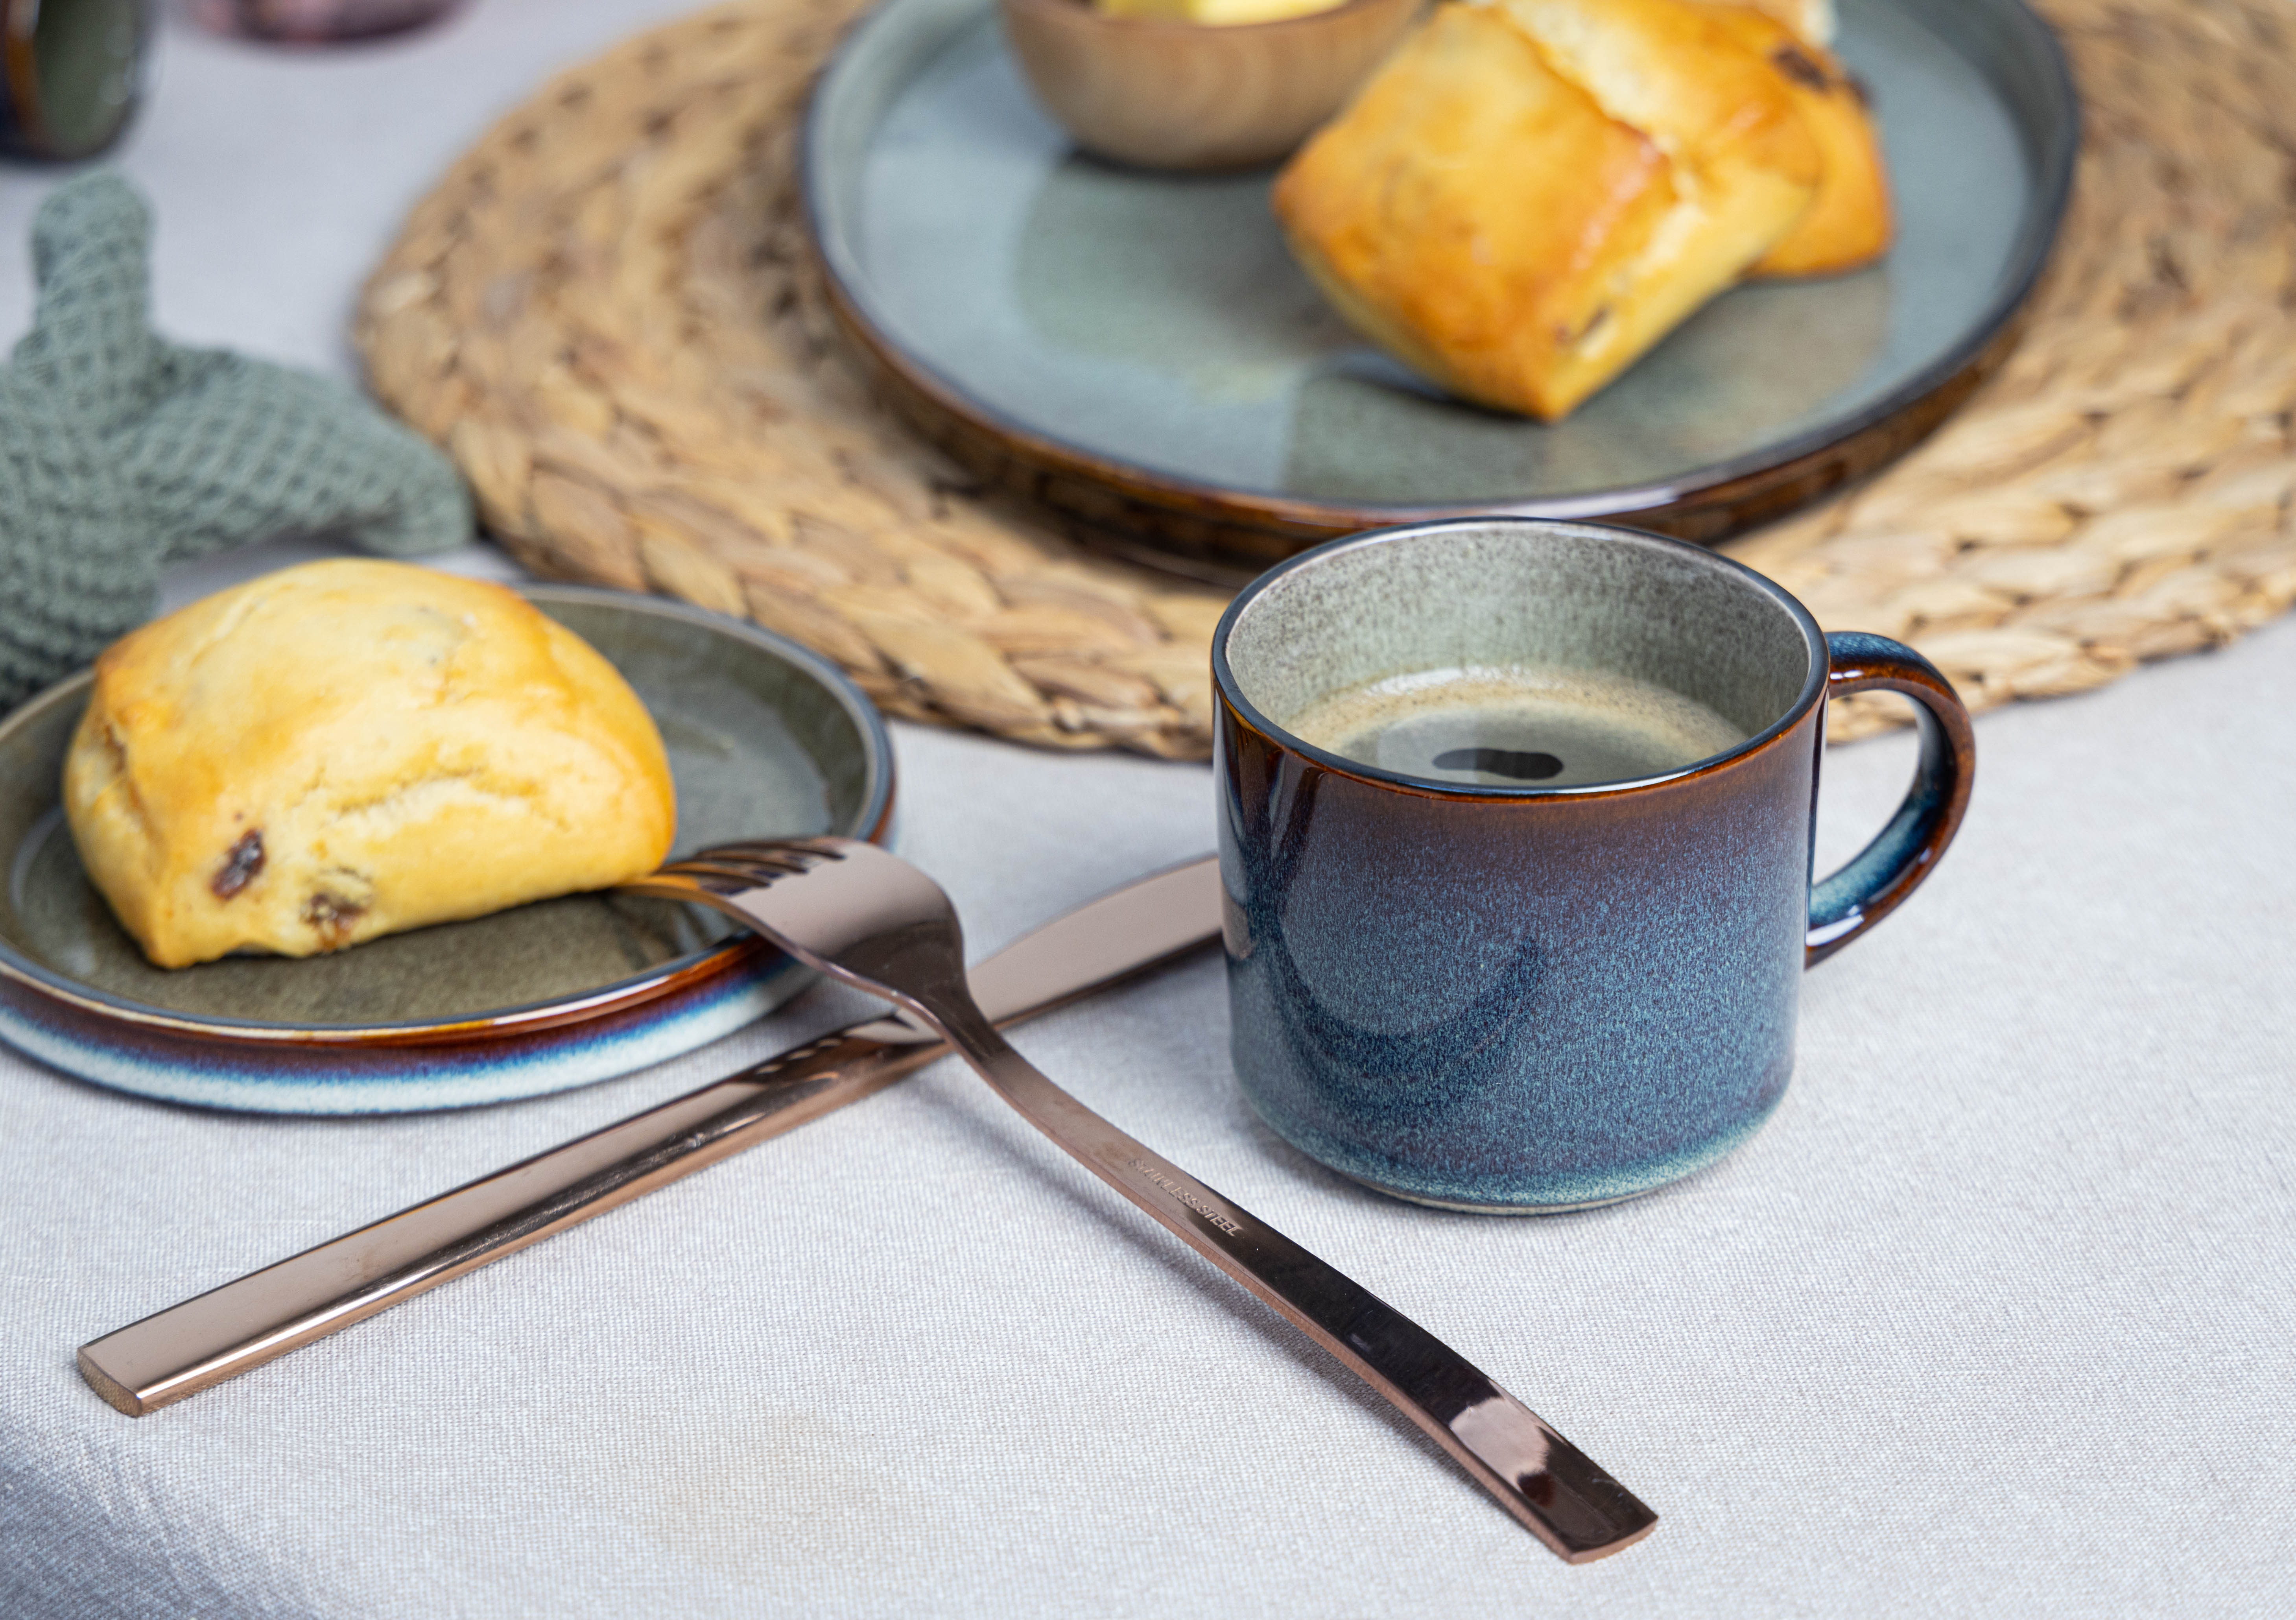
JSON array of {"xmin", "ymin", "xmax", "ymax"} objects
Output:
[{"xmin": 1284, "ymin": 665, "xmax": 1749, "ymax": 788}]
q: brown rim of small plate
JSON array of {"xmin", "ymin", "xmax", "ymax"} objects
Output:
[
  {"xmin": 0, "ymin": 585, "xmax": 896, "ymax": 1051},
  {"xmin": 800, "ymin": 0, "xmax": 2080, "ymax": 588}
]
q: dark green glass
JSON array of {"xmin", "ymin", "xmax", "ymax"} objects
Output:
[{"xmin": 0, "ymin": 0, "xmax": 148, "ymax": 162}]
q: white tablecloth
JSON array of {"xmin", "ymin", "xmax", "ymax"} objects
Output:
[{"xmin": 4, "ymin": 6, "xmax": 2291, "ymax": 1615}]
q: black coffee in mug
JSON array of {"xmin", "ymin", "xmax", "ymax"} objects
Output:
[{"xmin": 1285, "ymin": 664, "xmax": 1750, "ymax": 788}]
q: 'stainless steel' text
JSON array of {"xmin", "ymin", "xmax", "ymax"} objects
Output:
[{"xmin": 1127, "ymin": 1158, "xmax": 1241, "ymax": 1234}]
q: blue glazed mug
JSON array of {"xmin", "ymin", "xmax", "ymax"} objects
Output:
[{"xmin": 1212, "ymin": 518, "xmax": 1975, "ymax": 1212}]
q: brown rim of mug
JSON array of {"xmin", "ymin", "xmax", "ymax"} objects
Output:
[{"xmin": 1208, "ymin": 518, "xmax": 1834, "ymax": 804}]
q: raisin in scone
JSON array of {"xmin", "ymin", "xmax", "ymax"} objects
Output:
[{"xmin": 63, "ymin": 559, "xmax": 676, "ymax": 969}]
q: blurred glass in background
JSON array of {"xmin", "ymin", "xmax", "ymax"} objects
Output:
[{"xmin": 0, "ymin": 0, "xmax": 149, "ymax": 161}]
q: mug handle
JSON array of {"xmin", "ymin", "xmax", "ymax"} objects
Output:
[{"xmin": 1806, "ymin": 632, "xmax": 1977, "ymax": 967}]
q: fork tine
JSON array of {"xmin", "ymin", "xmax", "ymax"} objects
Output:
[
  {"xmin": 718, "ymin": 836, "xmax": 852, "ymax": 859},
  {"xmin": 658, "ymin": 856, "xmax": 805, "ymax": 887},
  {"xmin": 674, "ymin": 846, "xmax": 811, "ymax": 870},
  {"xmin": 700, "ymin": 838, "xmax": 846, "ymax": 865}
]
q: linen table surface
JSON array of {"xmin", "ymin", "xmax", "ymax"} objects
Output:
[{"xmin": 2, "ymin": 4, "xmax": 2290, "ymax": 1616}]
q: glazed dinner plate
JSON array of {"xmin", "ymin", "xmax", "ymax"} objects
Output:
[
  {"xmin": 804, "ymin": 0, "xmax": 2079, "ymax": 581},
  {"xmin": 0, "ymin": 587, "xmax": 895, "ymax": 1114}
]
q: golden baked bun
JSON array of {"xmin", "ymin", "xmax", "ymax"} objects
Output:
[
  {"xmin": 64, "ymin": 560, "xmax": 676, "ymax": 970},
  {"xmin": 1708, "ymin": 4, "xmax": 1892, "ymax": 276},
  {"xmin": 1274, "ymin": 0, "xmax": 1820, "ymax": 421},
  {"xmin": 1273, "ymin": 4, "xmax": 1678, "ymax": 421}
]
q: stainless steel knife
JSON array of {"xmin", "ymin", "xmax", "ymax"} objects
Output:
[{"xmin": 78, "ymin": 855, "xmax": 1222, "ymax": 1417}]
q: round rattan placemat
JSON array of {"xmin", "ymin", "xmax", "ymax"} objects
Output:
[{"xmin": 357, "ymin": 0, "xmax": 2296, "ymax": 755}]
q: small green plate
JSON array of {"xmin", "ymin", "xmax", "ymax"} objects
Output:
[
  {"xmin": 0, "ymin": 586, "xmax": 895, "ymax": 1114},
  {"xmin": 804, "ymin": 0, "xmax": 2078, "ymax": 579}
]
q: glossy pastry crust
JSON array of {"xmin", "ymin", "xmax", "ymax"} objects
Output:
[
  {"xmin": 1275, "ymin": 0, "xmax": 1826, "ymax": 420},
  {"xmin": 64, "ymin": 559, "xmax": 676, "ymax": 970},
  {"xmin": 1714, "ymin": 3, "xmax": 1894, "ymax": 276},
  {"xmin": 1274, "ymin": 3, "xmax": 1681, "ymax": 422}
]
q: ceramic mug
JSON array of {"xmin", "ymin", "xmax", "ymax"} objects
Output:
[{"xmin": 1212, "ymin": 518, "xmax": 1975, "ymax": 1212}]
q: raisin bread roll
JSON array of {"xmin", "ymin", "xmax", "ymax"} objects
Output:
[
  {"xmin": 1711, "ymin": 3, "xmax": 1892, "ymax": 277},
  {"xmin": 64, "ymin": 559, "xmax": 675, "ymax": 969},
  {"xmin": 1274, "ymin": 0, "xmax": 1824, "ymax": 421},
  {"xmin": 1274, "ymin": 3, "xmax": 1684, "ymax": 422}
]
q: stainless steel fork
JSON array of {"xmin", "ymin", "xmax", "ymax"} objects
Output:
[{"xmin": 626, "ymin": 838, "xmax": 1658, "ymax": 1563}]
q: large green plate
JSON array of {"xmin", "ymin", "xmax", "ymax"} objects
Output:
[{"xmin": 804, "ymin": 0, "xmax": 2078, "ymax": 580}]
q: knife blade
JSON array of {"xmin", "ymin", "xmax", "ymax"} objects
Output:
[{"xmin": 78, "ymin": 854, "xmax": 1222, "ymax": 1417}]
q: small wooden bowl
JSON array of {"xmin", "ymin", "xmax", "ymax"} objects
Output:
[{"xmin": 1000, "ymin": 0, "xmax": 1422, "ymax": 172}]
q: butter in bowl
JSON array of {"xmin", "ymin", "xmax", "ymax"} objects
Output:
[{"xmin": 1000, "ymin": 0, "xmax": 1424, "ymax": 171}]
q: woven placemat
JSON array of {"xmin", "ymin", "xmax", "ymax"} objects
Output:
[{"xmin": 356, "ymin": 0, "xmax": 2296, "ymax": 755}]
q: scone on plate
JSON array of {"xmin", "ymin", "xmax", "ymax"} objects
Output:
[
  {"xmin": 64, "ymin": 559, "xmax": 676, "ymax": 970},
  {"xmin": 1274, "ymin": 0, "xmax": 1824, "ymax": 421}
]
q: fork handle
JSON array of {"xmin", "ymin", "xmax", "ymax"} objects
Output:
[{"xmin": 926, "ymin": 1002, "xmax": 1657, "ymax": 1564}]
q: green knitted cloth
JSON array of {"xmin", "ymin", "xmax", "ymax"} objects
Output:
[{"xmin": 0, "ymin": 172, "xmax": 470, "ymax": 710}]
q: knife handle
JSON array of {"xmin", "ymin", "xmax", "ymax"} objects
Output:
[{"xmin": 77, "ymin": 1028, "xmax": 931, "ymax": 1416}]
